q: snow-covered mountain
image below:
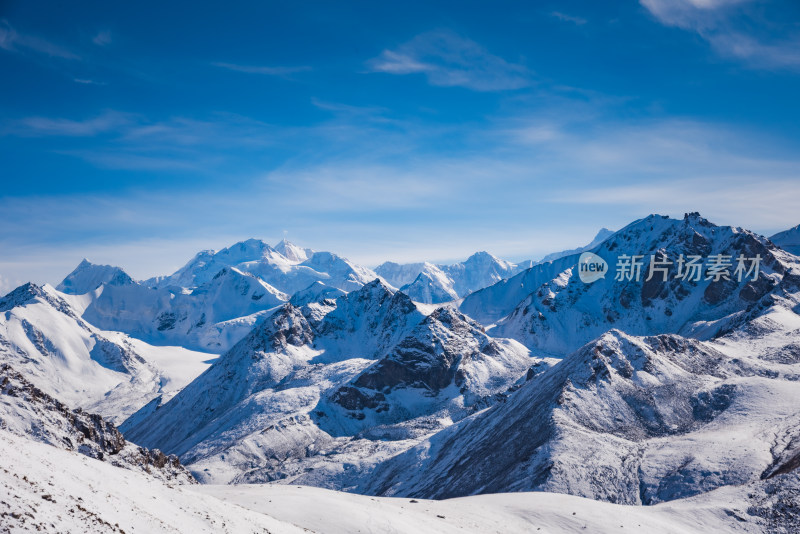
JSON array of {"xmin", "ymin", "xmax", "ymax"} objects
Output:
[
  {"xmin": 52, "ymin": 240, "xmax": 380, "ymax": 351},
  {"xmin": 0, "ymin": 282, "xmax": 212, "ymax": 423},
  {"xmin": 122, "ymin": 280, "xmax": 534, "ymax": 485},
  {"xmin": 148, "ymin": 238, "xmax": 376, "ymax": 295},
  {"xmin": 57, "ymin": 258, "xmax": 136, "ymax": 295},
  {"xmin": 771, "ymin": 223, "xmax": 800, "ymax": 256},
  {"xmin": 397, "ymin": 263, "xmax": 459, "ymax": 303},
  {"xmin": 364, "ymin": 300, "xmax": 800, "ymax": 503},
  {"xmin": 465, "ymin": 213, "xmax": 795, "ymax": 355},
  {"xmin": 7, "ymin": 213, "xmax": 800, "ymax": 533},
  {"xmin": 80, "ymin": 266, "xmax": 287, "ymax": 351},
  {"xmin": 376, "ymin": 251, "xmax": 524, "ymax": 304}
]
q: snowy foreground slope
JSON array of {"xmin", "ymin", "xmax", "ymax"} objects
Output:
[
  {"xmin": 0, "ymin": 363, "xmax": 193, "ymax": 484},
  {"xmin": 0, "ymin": 432, "xmax": 303, "ymax": 534},
  {"xmin": 4, "ymin": 430, "xmax": 799, "ymax": 533}
]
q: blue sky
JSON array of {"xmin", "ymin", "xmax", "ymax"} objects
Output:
[{"xmin": 2, "ymin": 0, "xmax": 800, "ymax": 291}]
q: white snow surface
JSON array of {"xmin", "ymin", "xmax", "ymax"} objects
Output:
[
  {"xmin": 0, "ymin": 431, "xmax": 303, "ymax": 534},
  {"xmin": 5, "ymin": 429, "xmax": 795, "ymax": 534}
]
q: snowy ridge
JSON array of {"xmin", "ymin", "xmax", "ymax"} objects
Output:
[
  {"xmin": 147, "ymin": 238, "xmax": 377, "ymax": 295},
  {"xmin": 537, "ymin": 227, "xmax": 615, "ymax": 264}
]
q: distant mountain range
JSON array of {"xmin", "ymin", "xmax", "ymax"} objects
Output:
[{"xmin": 3, "ymin": 214, "xmax": 800, "ymax": 532}]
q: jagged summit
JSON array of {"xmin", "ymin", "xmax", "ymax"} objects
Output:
[{"xmin": 121, "ymin": 273, "xmax": 533, "ymax": 485}]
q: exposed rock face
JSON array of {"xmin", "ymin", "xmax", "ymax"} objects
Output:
[{"xmin": 0, "ymin": 363, "xmax": 194, "ymax": 484}]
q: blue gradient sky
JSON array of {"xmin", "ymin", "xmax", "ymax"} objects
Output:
[{"xmin": 1, "ymin": 0, "xmax": 800, "ymax": 291}]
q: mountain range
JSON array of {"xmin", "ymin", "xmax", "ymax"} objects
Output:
[{"xmin": 2, "ymin": 214, "xmax": 800, "ymax": 532}]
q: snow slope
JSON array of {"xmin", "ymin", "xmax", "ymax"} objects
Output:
[
  {"xmin": 6, "ymin": 424, "xmax": 799, "ymax": 533},
  {"xmin": 0, "ymin": 431, "xmax": 304, "ymax": 534},
  {"xmin": 0, "ymin": 363, "xmax": 193, "ymax": 484},
  {"xmin": 199, "ymin": 478, "xmax": 800, "ymax": 534}
]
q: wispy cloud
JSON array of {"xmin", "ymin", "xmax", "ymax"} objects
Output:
[
  {"xmin": 211, "ymin": 62, "xmax": 311, "ymax": 77},
  {"xmin": 72, "ymin": 78, "xmax": 107, "ymax": 85},
  {"xmin": 641, "ymin": 0, "xmax": 800, "ymax": 69},
  {"xmin": 8, "ymin": 110, "xmax": 134, "ymax": 137},
  {"xmin": 92, "ymin": 30, "xmax": 112, "ymax": 47},
  {"xmin": 3, "ymin": 111, "xmax": 281, "ymax": 171},
  {"xmin": 0, "ymin": 19, "xmax": 80, "ymax": 60},
  {"xmin": 551, "ymin": 12, "xmax": 588, "ymax": 25},
  {"xmin": 367, "ymin": 30, "xmax": 531, "ymax": 91}
]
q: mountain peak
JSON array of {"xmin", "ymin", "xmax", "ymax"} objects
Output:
[
  {"xmin": 274, "ymin": 238, "xmax": 311, "ymax": 263},
  {"xmin": 57, "ymin": 260, "xmax": 134, "ymax": 295},
  {"xmin": 465, "ymin": 251, "xmax": 499, "ymax": 263},
  {"xmin": 682, "ymin": 212, "xmax": 713, "ymax": 227}
]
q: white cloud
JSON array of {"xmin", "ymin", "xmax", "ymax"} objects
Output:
[
  {"xmin": 92, "ymin": 30, "xmax": 112, "ymax": 46},
  {"xmin": 0, "ymin": 19, "xmax": 80, "ymax": 60},
  {"xmin": 72, "ymin": 78, "xmax": 107, "ymax": 85},
  {"xmin": 212, "ymin": 62, "xmax": 311, "ymax": 76},
  {"xmin": 640, "ymin": 0, "xmax": 800, "ymax": 70},
  {"xmin": 551, "ymin": 12, "xmax": 588, "ymax": 25},
  {"xmin": 367, "ymin": 30, "xmax": 531, "ymax": 91},
  {"xmin": 8, "ymin": 110, "xmax": 134, "ymax": 136},
  {"xmin": 641, "ymin": 0, "xmax": 747, "ymax": 29}
]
